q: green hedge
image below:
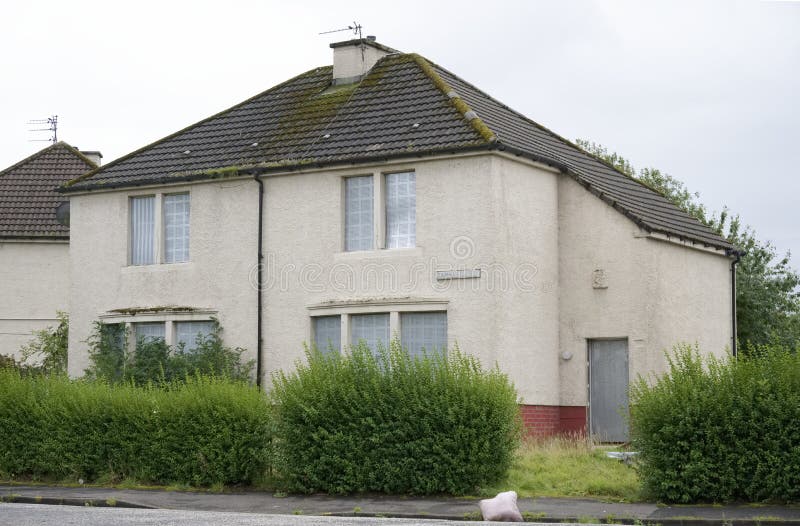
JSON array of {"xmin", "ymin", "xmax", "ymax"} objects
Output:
[
  {"xmin": 0, "ymin": 371, "xmax": 272, "ymax": 486},
  {"xmin": 630, "ymin": 345, "xmax": 800, "ymax": 503},
  {"xmin": 271, "ymin": 341, "xmax": 521, "ymax": 494}
]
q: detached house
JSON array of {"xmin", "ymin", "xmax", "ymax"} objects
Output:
[
  {"xmin": 0, "ymin": 143, "xmax": 97, "ymax": 357},
  {"xmin": 61, "ymin": 38, "xmax": 735, "ymax": 439}
]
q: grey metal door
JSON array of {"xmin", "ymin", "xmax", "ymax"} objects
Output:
[{"xmin": 588, "ymin": 339, "xmax": 629, "ymax": 442}]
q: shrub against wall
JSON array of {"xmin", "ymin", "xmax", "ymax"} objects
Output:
[
  {"xmin": 85, "ymin": 320, "xmax": 253, "ymax": 385},
  {"xmin": 271, "ymin": 341, "xmax": 521, "ymax": 495},
  {"xmin": 630, "ymin": 345, "xmax": 800, "ymax": 503},
  {"xmin": 0, "ymin": 371, "xmax": 272, "ymax": 486},
  {"xmin": 0, "ymin": 312, "xmax": 68, "ymax": 376}
]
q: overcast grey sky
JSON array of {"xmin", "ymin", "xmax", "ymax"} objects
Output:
[{"xmin": 2, "ymin": 0, "xmax": 798, "ymax": 263}]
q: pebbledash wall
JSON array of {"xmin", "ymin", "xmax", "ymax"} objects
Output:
[
  {"xmin": 0, "ymin": 241, "xmax": 69, "ymax": 357},
  {"xmin": 67, "ymin": 150, "xmax": 733, "ymax": 433},
  {"xmin": 67, "ymin": 180, "xmax": 260, "ymax": 376}
]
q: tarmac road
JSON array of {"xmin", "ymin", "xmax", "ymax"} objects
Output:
[{"xmin": 0, "ymin": 503, "xmax": 584, "ymax": 526}]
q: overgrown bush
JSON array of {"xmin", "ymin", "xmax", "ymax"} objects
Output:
[
  {"xmin": 85, "ymin": 319, "xmax": 253, "ymax": 385},
  {"xmin": 0, "ymin": 370, "xmax": 272, "ymax": 486},
  {"xmin": 630, "ymin": 344, "xmax": 800, "ymax": 503},
  {"xmin": 271, "ymin": 340, "xmax": 521, "ymax": 495},
  {"xmin": 18, "ymin": 312, "xmax": 69, "ymax": 375},
  {"xmin": 0, "ymin": 354, "xmax": 32, "ymax": 375}
]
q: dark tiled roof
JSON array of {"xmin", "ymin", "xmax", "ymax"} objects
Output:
[
  {"xmin": 63, "ymin": 52, "xmax": 732, "ymax": 251},
  {"xmin": 0, "ymin": 142, "xmax": 96, "ymax": 239}
]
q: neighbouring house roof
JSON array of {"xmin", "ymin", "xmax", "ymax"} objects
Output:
[
  {"xmin": 0, "ymin": 142, "xmax": 96, "ymax": 239},
  {"xmin": 62, "ymin": 47, "xmax": 733, "ymax": 252}
]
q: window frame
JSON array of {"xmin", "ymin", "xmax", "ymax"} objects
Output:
[
  {"xmin": 98, "ymin": 309, "xmax": 217, "ymax": 355},
  {"xmin": 174, "ymin": 320, "xmax": 215, "ymax": 353},
  {"xmin": 385, "ymin": 171, "xmax": 416, "ymax": 249},
  {"xmin": 312, "ymin": 315, "xmax": 342, "ymax": 354},
  {"xmin": 128, "ymin": 190, "xmax": 191, "ymax": 266},
  {"xmin": 341, "ymin": 170, "xmax": 416, "ymax": 252},
  {"xmin": 309, "ymin": 303, "xmax": 447, "ymax": 356},
  {"xmin": 163, "ymin": 192, "xmax": 191, "ymax": 264},
  {"xmin": 129, "ymin": 195, "xmax": 156, "ymax": 266}
]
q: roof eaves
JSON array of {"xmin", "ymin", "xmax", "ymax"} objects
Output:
[
  {"xmin": 0, "ymin": 234, "xmax": 70, "ymax": 241},
  {"xmin": 60, "ymin": 143, "xmax": 497, "ymax": 193}
]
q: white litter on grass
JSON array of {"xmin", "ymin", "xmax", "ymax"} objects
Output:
[{"xmin": 606, "ymin": 451, "xmax": 638, "ymax": 465}]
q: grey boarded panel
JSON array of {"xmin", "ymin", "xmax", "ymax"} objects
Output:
[{"xmin": 589, "ymin": 339, "xmax": 629, "ymax": 442}]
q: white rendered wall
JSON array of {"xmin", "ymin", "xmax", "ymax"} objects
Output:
[
  {"xmin": 0, "ymin": 241, "xmax": 69, "ymax": 358},
  {"xmin": 67, "ymin": 180, "xmax": 260, "ymax": 377},
  {"xmin": 557, "ymin": 175, "xmax": 732, "ymax": 407},
  {"xmin": 259, "ymin": 155, "xmax": 561, "ymax": 403}
]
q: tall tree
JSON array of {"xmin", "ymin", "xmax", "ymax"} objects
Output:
[{"xmin": 576, "ymin": 140, "xmax": 800, "ymax": 350}]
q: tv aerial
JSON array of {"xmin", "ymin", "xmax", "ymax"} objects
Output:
[
  {"xmin": 319, "ymin": 21, "xmax": 363, "ymax": 40},
  {"xmin": 28, "ymin": 115, "xmax": 58, "ymax": 143}
]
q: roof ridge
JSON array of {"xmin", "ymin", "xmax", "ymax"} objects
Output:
[
  {"xmin": 409, "ymin": 54, "xmax": 496, "ymax": 144},
  {"xmin": 0, "ymin": 142, "xmax": 92, "ymax": 179},
  {"xmin": 62, "ymin": 65, "xmax": 334, "ymax": 189}
]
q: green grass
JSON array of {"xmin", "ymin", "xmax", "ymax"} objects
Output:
[{"xmin": 483, "ymin": 435, "xmax": 642, "ymax": 501}]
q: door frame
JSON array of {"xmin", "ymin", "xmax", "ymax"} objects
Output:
[{"xmin": 586, "ymin": 337, "xmax": 630, "ymax": 442}]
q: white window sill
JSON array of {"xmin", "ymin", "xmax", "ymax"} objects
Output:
[
  {"xmin": 122, "ymin": 262, "xmax": 193, "ymax": 273},
  {"xmin": 335, "ymin": 247, "xmax": 423, "ymax": 260}
]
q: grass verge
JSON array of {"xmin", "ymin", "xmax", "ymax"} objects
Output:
[{"xmin": 482, "ymin": 434, "xmax": 642, "ymax": 501}]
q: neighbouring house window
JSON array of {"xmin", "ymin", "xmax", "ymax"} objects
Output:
[
  {"xmin": 385, "ymin": 172, "xmax": 416, "ymax": 248},
  {"xmin": 164, "ymin": 193, "xmax": 190, "ymax": 263},
  {"xmin": 345, "ymin": 176, "xmax": 374, "ymax": 251},
  {"xmin": 134, "ymin": 322, "xmax": 165, "ymax": 344},
  {"xmin": 401, "ymin": 312, "xmax": 447, "ymax": 357},
  {"xmin": 130, "ymin": 196, "xmax": 155, "ymax": 265},
  {"xmin": 350, "ymin": 313, "xmax": 389, "ymax": 352},
  {"xmin": 175, "ymin": 321, "xmax": 214, "ymax": 352},
  {"xmin": 313, "ymin": 316, "xmax": 341, "ymax": 354}
]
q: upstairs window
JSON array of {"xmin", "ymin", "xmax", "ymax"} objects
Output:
[
  {"xmin": 129, "ymin": 192, "xmax": 191, "ymax": 265},
  {"xmin": 345, "ymin": 176, "xmax": 374, "ymax": 251},
  {"xmin": 130, "ymin": 196, "xmax": 155, "ymax": 265},
  {"xmin": 164, "ymin": 193, "xmax": 190, "ymax": 263},
  {"xmin": 385, "ymin": 172, "xmax": 416, "ymax": 248}
]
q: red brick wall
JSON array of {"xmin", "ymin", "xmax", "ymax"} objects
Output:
[{"xmin": 519, "ymin": 405, "xmax": 587, "ymax": 436}]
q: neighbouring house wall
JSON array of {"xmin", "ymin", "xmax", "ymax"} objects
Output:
[
  {"xmin": 0, "ymin": 241, "xmax": 69, "ymax": 358},
  {"xmin": 260, "ymin": 154, "xmax": 561, "ymax": 404},
  {"xmin": 67, "ymin": 180, "xmax": 260, "ymax": 377},
  {"xmin": 557, "ymin": 175, "xmax": 732, "ymax": 420}
]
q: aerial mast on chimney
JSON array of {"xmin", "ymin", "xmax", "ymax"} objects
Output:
[
  {"xmin": 319, "ymin": 21, "xmax": 363, "ymax": 40},
  {"xmin": 28, "ymin": 115, "xmax": 58, "ymax": 143}
]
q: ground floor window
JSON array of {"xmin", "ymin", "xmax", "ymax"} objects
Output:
[
  {"xmin": 400, "ymin": 312, "xmax": 447, "ymax": 358},
  {"xmin": 313, "ymin": 316, "xmax": 341, "ymax": 354},
  {"xmin": 350, "ymin": 313, "xmax": 390, "ymax": 352},
  {"xmin": 175, "ymin": 321, "xmax": 214, "ymax": 352},
  {"xmin": 133, "ymin": 322, "xmax": 165, "ymax": 344},
  {"xmin": 311, "ymin": 310, "xmax": 447, "ymax": 356},
  {"xmin": 123, "ymin": 320, "xmax": 214, "ymax": 353}
]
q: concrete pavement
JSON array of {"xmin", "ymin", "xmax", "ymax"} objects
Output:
[{"xmin": 2, "ymin": 484, "xmax": 800, "ymax": 524}]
